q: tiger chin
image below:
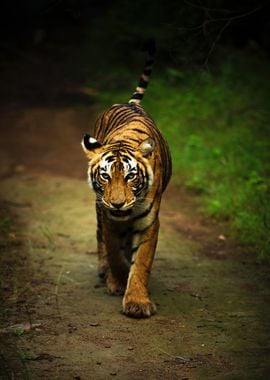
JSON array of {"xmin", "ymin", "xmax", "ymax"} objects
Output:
[{"xmin": 81, "ymin": 41, "xmax": 172, "ymax": 318}]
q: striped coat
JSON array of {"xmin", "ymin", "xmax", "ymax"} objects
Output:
[{"xmin": 82, "ymin": 41, "xmax": 172, "ymax": 318}]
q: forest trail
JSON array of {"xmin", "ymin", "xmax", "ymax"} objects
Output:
[{"xmin": 0, "ymin": 101, "xmax": 270, "ymax": 380}]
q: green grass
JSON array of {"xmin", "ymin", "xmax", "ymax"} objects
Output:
[{"xmin": 98, "ymin": 55, "xmax": 270, "ymax": 262}]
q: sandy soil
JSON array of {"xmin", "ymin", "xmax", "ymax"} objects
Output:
[{"xmin": 0, "ymin": 55, "xmax": 270, "ymax": 380}]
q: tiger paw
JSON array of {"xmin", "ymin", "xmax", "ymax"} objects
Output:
[
  {"xmin": 98, "ymin": 266, "xmax": 108, "ymax": 281},
  {"xmin": 122, "ymin": 298, "xmax": 157, "ymax": 318},
  {"xmin": 106, "ymin": 273, "xmax": 126, "ymax": 296}
]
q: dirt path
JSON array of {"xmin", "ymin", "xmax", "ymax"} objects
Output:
[{"xmin": 1, "ymin": 101, "xmax": 270, "ymax": 380}]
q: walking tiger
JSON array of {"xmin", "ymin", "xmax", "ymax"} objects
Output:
[{"xmin": 81, "ymin": 41, "xmax": 172, "ymax": 318}]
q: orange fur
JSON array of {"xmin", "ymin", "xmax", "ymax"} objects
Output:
[{"xmin": 82, "ymin": 48, "xmax": 171, "ymax": 317}]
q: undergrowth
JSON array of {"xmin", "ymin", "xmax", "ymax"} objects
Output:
[{"xmin": 98, "ymin": 54, "xmax": 270, "ymax": 262}]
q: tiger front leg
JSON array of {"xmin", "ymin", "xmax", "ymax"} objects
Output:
[
  {"xmin": 97, "ymin": 239, "xmax": 109, "ymax": 281},
  {"xmin": 103, "ymin": 221, "xmax": 130, "ymax": 296},
  {"xmin": 122, "ymin": 219, "xmax": 159, "ymax": 318},
  {"xmin": 96, "ymin": 202, "xmax": 109, "ymax": 280}
]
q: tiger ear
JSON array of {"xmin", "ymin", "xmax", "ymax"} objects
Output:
[
  {"xmin": 139, "ymin": 137, "xmax": 155, "ymax": 156},
  {"xmin": 81, "ymin": 134, "xmax": 102, "ymax": 158}
]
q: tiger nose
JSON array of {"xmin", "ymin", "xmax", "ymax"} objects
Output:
[{"xmin": 111, "ymin": 200, "xmax": 125, "ymax": 209}]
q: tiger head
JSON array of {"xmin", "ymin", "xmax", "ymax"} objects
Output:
[{"xmin": 81, "ymin": 134, "xmax": 155, "ymax": 219}]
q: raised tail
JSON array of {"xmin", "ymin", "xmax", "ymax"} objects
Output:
[{"xmin": 128, "ymin": 39, "xmax": 156, "ymax": 104}]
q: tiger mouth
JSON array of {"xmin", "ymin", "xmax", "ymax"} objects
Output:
[{"xmin": 110, "ymin": 209, "xmax": 132, "ymax": 217}]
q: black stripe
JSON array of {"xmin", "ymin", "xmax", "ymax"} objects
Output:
[
  {"xmin": 95, "ymin": 114, "xmax": 105, "ymax": 137},
  {"xmin": 133, "ymin": 213, "xmax": 158, "ymax": 234},
  {"xmin": 133, "ymin": 201, "xmax": 153, "ymax": 221},
  {"xmin": 101, "ymin": 106, "xmax": 129, "ymax": 133},
  {"xmin": 138, "ymin": 78, "xmax": 149, "ymax": 88},
  {"xmin": 113, "ymin": 110, "xmax": 134, "ymax": 126},
  {"xmin": 143, "ymin": 68, "xmax": 152, "ymax": 76},
  {"xmin": 105, "ymin": 155, "xmax": 115, "ymax": 163},
  {"xmin": 112, "ymin": 105, "xmax": 134, "ymax": 119},
  {"xmin": 129, "ymin": 117, "xmax": 154, "ymax": 128},
  {"xmin": 130, "ymin": 237, "xmax": 150, "ymax": 258},
  {"xmin": 108, "ymin": 110, "xmax": 134, "ymax": 131},
  {"xmin": 121, "ymin": 152, "xmax": 135, "ymax": 160},
  {"xmin": 130, "ymin": 93, "xmax": 143, "ymax": 100},
  {"xmin": 132, "ymin": 128, "xmax": 148, "ymax": 135},
  {"xmin": 107, "ymin": 111, "xmax": 127, "ymax": 131},
  {"xmin": 131, "ymin": 246, "xmax": 138, "ymax": 254},
  {"xmin": 104, "ymin": 122, "xmax": 131, "ymax": 139},
  {"xmin": 126, "ymin": 137, "xmax": 141, "ymax": 144}
]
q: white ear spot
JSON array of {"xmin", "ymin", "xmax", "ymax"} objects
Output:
[
  {"xmin": 82, "ymin": 134, "xmax": 102, "ymax": 152},
  {"xmin": 139, "ymin": 137, "xmax": 155, "ymax": 156},
  {"xmin": 89, "ymin": 137, "xmax": 97, "ymax": 144}
]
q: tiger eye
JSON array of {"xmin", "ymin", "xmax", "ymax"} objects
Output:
[
  {"xmin": 100, "ymin": 172, "xmax": 110, "ymax": 181},
  {"xmin": 126, "ymin": 173, "xmax": 136, "ymax": 181}
]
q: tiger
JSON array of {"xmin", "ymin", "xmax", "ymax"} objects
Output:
[{"xmin": 81, "ymin": 41, "xmax": 172, "ymax": 318}]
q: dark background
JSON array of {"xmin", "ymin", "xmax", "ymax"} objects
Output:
[
  {"xmin": 0, "ymin": 0, "xmax": 269, "ymax": 108},
  {"xmin": 0, "ymin": 0, "xmax": 269, "ymax": 67}
]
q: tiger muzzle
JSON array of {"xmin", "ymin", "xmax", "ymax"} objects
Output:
[
  {"xmin": 109, "ymin": 208, "xmax": 132, "ymax": 217},
  {"xmin": 111, "ymin": 200, "xmax": 125, "ymax": 209},
  {"xmin": 109, "ymin": 200, "xmax": 132, "ymax": 216}
]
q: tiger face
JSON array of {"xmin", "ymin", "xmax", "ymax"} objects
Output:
[{"xmin": 82, "ymin": 134, "xmax": 155, "ymax": 220}]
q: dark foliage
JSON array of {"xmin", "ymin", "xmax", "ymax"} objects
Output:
[{"xmin": 0, "ymin": 0, "xmax": 269, "ymax": 64}]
